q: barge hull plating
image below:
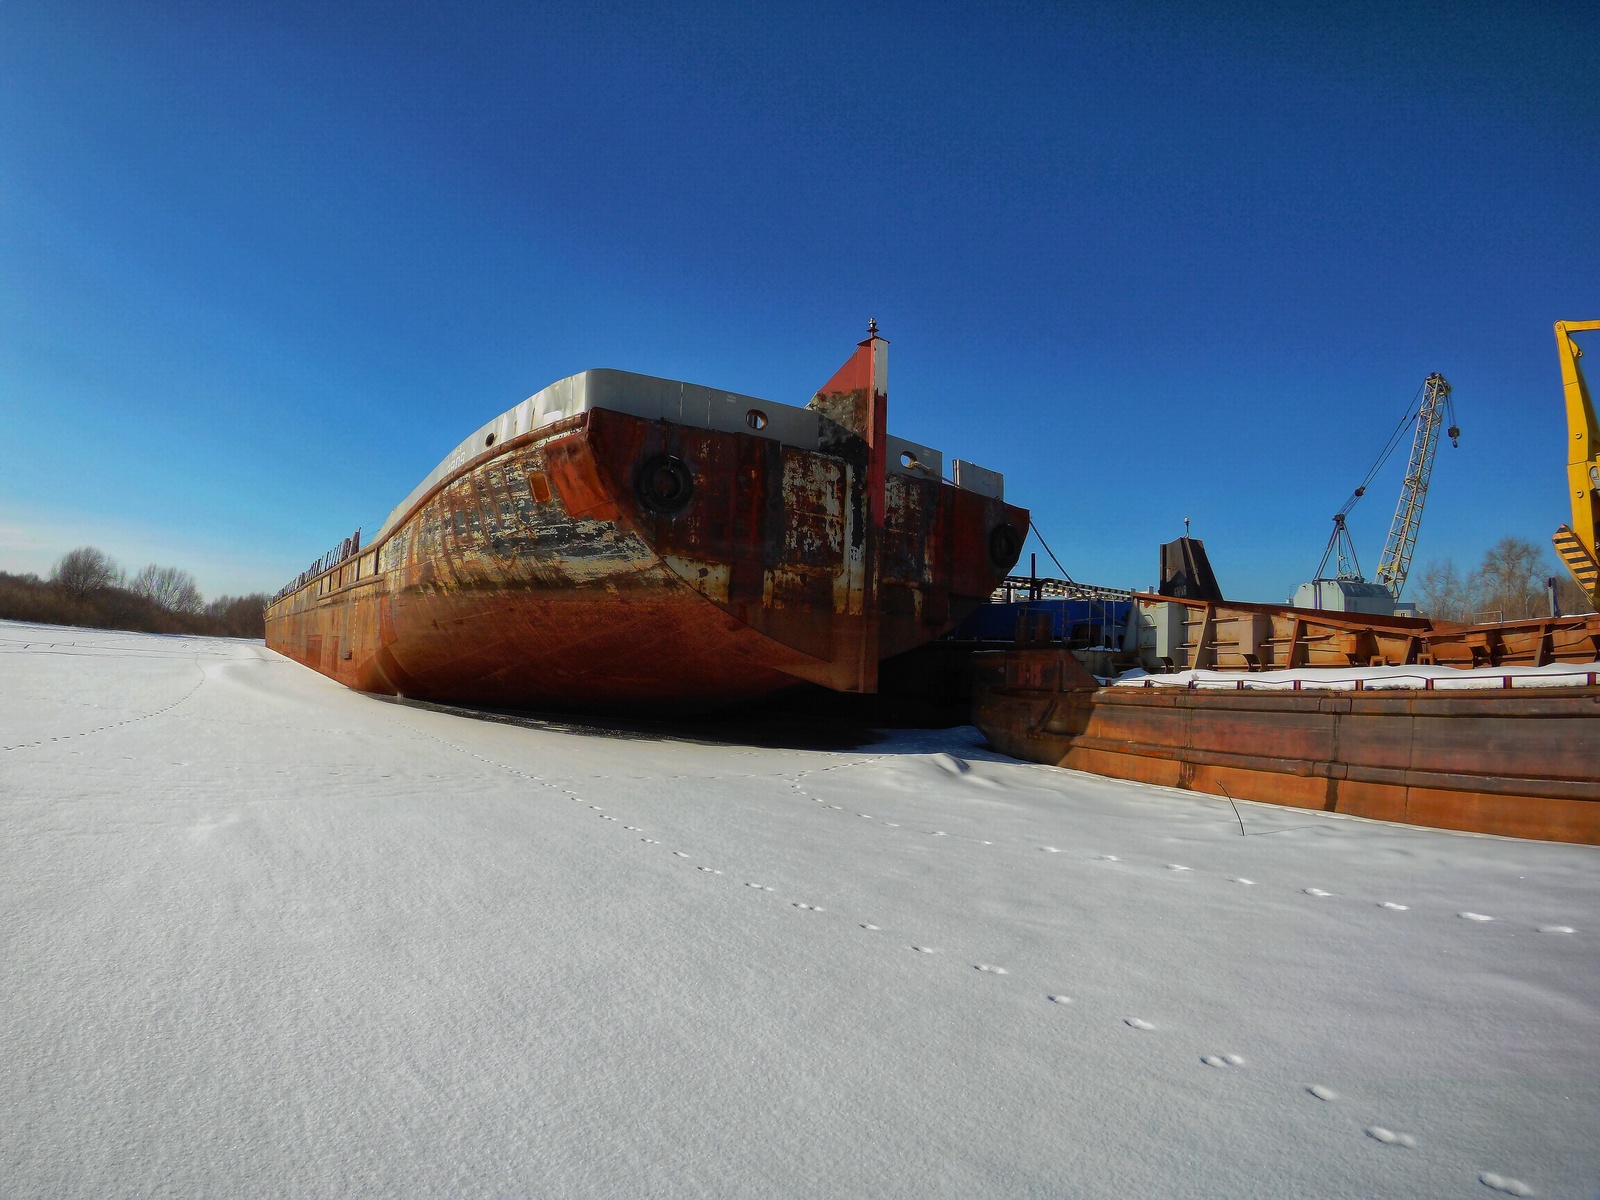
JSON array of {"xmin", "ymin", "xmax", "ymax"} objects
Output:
[
  {"xmin": 266, "ymin": 334, "xmax": 1028, "ymax": 711},
  {"xmin": 973, "ymin": 650, "xmax": 1600, "ymax": 844}
]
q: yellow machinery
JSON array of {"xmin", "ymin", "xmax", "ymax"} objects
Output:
[{"xmin": 1553, "ymin": 320, "xmax": 1600, "ymax": 608}]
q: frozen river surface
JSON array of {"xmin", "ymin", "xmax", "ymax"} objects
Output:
[{"xmin": 2, "ymin": 621, "xmax": 1597, "ymax": 1198}]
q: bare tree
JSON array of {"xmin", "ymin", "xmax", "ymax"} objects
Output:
[
  {"xmin": 130, "ymin": 564, "xmax": 204, "ymax": 614},
  {"xmin": 1409, "ymin": 559, "xmax": 1475, "ymax": 622},
  {"xmin": 204, "ymin": 593, "xmax": 270, "ymax": 638},
  {"xmin": 1473, "ymin": 536, "xmax": 1547, "ymax": 621},
  {"xmin": 1554, "ymin": 571, "xmax": 1598, "ymax": 616},
  {"xmin": 51, "ymin": 546, "xmax": 123, "ymax": 599}
]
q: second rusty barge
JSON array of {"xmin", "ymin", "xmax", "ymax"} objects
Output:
[{"xmin": 265, "ymin": 329, "xmax": 1029, "ymax": 711}]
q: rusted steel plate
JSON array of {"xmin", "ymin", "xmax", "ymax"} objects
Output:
[
  {"xmin": 973, "ymin": 650, "xmax": 1600, "ymax": 844},
  {"xmin": 265, "ymin": 337, "xmax": 1027, "ymax": 713},
  {"xmin": 1146, "ymin": 593, "xmax": 1600, "ymax": 669}
]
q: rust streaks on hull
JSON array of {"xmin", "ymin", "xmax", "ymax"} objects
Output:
[
  {"xmin": 973, "ymin": 649, "xmax": 1600, "ymax": 844},
  {"xmin": 266, "ymin": 337, "xmax": 1027, "ymax": 713}
]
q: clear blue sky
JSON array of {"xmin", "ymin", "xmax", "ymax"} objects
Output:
[{"xmin": 2, "ymin": 2, "xmax": 1596, "ymax": 601}]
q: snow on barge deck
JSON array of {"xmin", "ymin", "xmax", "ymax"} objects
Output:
[
  {"xmin": 265, "ymin": 328, "xmax": 1028, "ymax": 711},
  {"xmin": 974, "ymin": 642, "xmax": 1600, "ymax": 845}
]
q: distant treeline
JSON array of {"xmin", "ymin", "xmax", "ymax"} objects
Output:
[
  {"xmin": 1406, "ymin": 536, "xmax": 1593, "ymax": 621},
  {"xmin": 0, "ymin": 547, "xmax": 269, "ymax": 639}
]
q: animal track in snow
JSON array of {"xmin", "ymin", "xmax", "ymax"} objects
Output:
[
  {"xmin": 624, "ymin": 826, "xmax": 640, "ymax": 831},
  {"xmin": 1365, "ymin": 1127, "xmax": 1416, "ymax": 1148},
  {"xmin": 745, "ymin": 883, "xmax": 774, "ymax": 891},
  {"xmin": 974, "ymin": 964, "xmax": 1008, "ymax": 975},
  {"xmin": 1307, "ymin": 1085, "xmax": 1338, "ymax": 1101},
  {"xmin": 860, "ymin": 923, "xmax": 880, "ymax": 931},
  {"xmin": 697, "ymin": 867, "xmax": 721, "ymax": 874},
  {"xmin": 1166, "ymin": 864, "xmax": 1191, "ymax": 872},
  {"xmin": 1125, "ymin": 1018, "xmax": 1155, "ymax": 1031},
  {"xmin": 1459, "ymin": 912, "xmax": 1494, "ymax": 922},
  {"xmin": 1097, "ymin": 854, "xmax": 1120, "ymax": 861},
  {"xmin": 792, "ymin": 903, "xmax": 823, "ymax": 912},
  {"xmin": 911, "ymin": 945, "xmax": 939, "ymax": 954},
  {"xmin": 1230, "ymin": 878, "xmax": 1255, "ymax": 885},
  {"xmin": 1303, "ymin": 888, "xmax": 1333, "ymax": 897},
  {"xmin": 1380, "ymin": 902, "xmax": 1409, "ymax": 910},
  {"xmin": 673, "ymin": 852, "xmax": 690, "ymax": 858},
  {"xmin": 1201, "ymin": 1054, "xmax": 1244, "ymax": 1067},
  {"xmin": 1479, "ymin": 1172, "xmax": 1533, "ymax": 1196},
  {"xmin": 1537, "ymin": 925, "xmax": 1575, "ymax": 934},
  {"xmin": 1047, "ymin": 994, "xmax": 1072, "ymax": 1005},
  {"xmin": 883, "ymin": 822, "xmax": 898, "ymax": 827},
  {"xmin": 640, "ymin": 838, "xmax": 659, "ymax": 844},
  {"xmin": 1041, "ymin": 846, "xmax": 1062, "ymax": 853}
]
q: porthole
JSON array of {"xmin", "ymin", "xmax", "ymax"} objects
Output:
[
  {"xmin": 988, "ymin": 522, "xmax": 1022, "ymax": 571},
  {"xmin": 746, "ymin": 409, "xmax": 768, "ymax": 431},
  {"xmin": 484, "ymin": 432, "xmax": 496, "ymax": 448},
  {"xmin": 635, "ymin": 454, "xmax": 694, "ymax": 515}
]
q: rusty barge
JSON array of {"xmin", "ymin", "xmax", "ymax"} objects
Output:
[{"xmin": 265, "ymin": 329, "xmax": 1028, "ymax": 711}]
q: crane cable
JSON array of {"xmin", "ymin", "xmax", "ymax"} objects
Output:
[
  {"xmin": 1027, "ymin": 519, "xmax": 1078, "ymax": 586},
  {"xmin": 1334, "ymin": 378, "xmax": 1429, "ymax": 519}
]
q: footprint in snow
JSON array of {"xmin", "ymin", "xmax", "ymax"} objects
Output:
[
  {"xmin": 1201, "ymin": 1054, "xmax": 1244, "ymax": 1067},
  {"xmin": 1304, "ymin": 888, "xmax": 1333, "ymax": 897},
  {"xmin": 1048, "ymin": 994, "xmax": 1072, "ymax": 1005},
  {"xmin": 641, "ymin": 838, "xmax": 659, "ymax": 844},
  {"xmin": 697, "ymin": 867, "xmax": 721, "ymax": 874},
  {"xmin": 860, "ymin": 923, "xmax": 880, "ymax": 931},
  {"xmin": 1380, "ymin": 902, "xmax": 1409, "ymax": 910},
  {"xmin": 1167, "ymin": 864, "xmax": 1191, "ymax": 872},
  {"xmin": 624, "ymin": 826, "xmax": 640, "ymax": 831},
  {"xmin": 745, "ymin": 883, "xmax": 774, "ymax": 891},
  {"xmin": 793, "ymin": 903, "xmax": 823, "ymax": 912},
  {"xmin": 883, "ymin": 822, "xmax": 899, "ymax": 827},
  {"xmin": 1459, "ymin": 912, "xmax": 1494, "ymax": 922},
  {"xmin": 1042, "ymin": 846, "xmax": 1062, "ymax": 853},
  {"xmin": 1307, "ymin": 1085, "xmax": 1338, "ymax": 1101},
  {"xmin": 1125, "ymin": 1018, "xmax": 1155, "ymax": 1030},
  {"xmin": 912, "ymin": 946, "xmax": 939, "ymax": 954},
  {"xmin": 1537, "ymin": 925, "xmax": 1575, "ymax": 934},
  {"xmin": 1231, "ymin": 878, "xmax": 1256, "ymax": 885},
  {"xmin": 1479, "ymin": 1172, "xmax": 1533, "ymax": 1196},
  {"xmin": 974, "ymin": 964, "xmax": 1008, "ymax": 975},
  {"xmin": 1365, "ymin": 1127, "xmax": 1416, "ymax": 1148}
]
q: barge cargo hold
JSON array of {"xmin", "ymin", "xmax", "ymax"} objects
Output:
[
  {"xmin": 972, "ymin": 649, "xmax": 1600, "ymax": 845},
  {"xmin": 265, "ymin": 330, "xmax": 1029, "ymax": 711}
]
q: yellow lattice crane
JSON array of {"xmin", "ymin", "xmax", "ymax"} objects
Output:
[{"xmin": 1553, "ymin": 320, "xmax": 1600, "ymax": 608}]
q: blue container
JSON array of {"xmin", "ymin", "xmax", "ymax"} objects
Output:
[{"xmin": 948, "ymin": 598, "xmax": 1132, "ymax": 647}]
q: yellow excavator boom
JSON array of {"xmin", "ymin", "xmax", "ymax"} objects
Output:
[{"xmin": 1554, "ymin": 319, "xmax": 1600, "ymax": 607}]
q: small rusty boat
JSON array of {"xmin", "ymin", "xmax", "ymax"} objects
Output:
[{"xmin": 266, "ymin": 327, "xmax": 1028, "ymax": 711}]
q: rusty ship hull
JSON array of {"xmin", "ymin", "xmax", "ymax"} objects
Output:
[
  {"xmin": 266, "ymin": 333, "xmax": 1028, "ymax": 711},
  {"xmin": 973, "ymin": 649, "xmax": 1600, "ymax": 845}
]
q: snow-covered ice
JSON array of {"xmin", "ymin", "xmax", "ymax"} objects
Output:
[{"xmin": 3, "ymin": 620, "xmax": 1598, "ymax": 1197}]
